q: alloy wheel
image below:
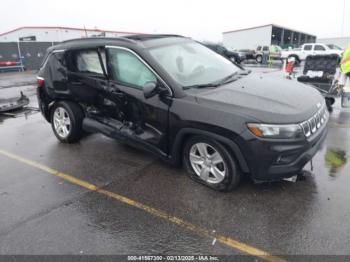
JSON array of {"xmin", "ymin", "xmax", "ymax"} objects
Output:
[
  {"xmin": 53, "ymin": 107, "xmax": 71, "ymax": 138},
  {"xmin": 189, "ymin": 142, "xmax": 226, "ymax": 184}
]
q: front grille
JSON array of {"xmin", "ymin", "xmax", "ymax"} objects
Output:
[{"xmin": 300, "ymin": 104, "xmax": 328, "ymax": 138}]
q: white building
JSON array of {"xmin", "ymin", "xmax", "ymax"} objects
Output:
[
  {"xmin": 0, "ymin": 26, "xmax": 142, "ymax": 42},
  {"xmin": 317, "ymin": 37, "xmax": 350, "ymax": 49},
  {"xmin": 223, "ymin": 24, "xmax": 316, "ymax": 50}
]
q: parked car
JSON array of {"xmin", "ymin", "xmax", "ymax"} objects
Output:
[
  {"xmin": 37, "ymin": 35, "xmax": 328, "ymax": 191},
  {"xmin": 281, "ymin": 43, "xmax": 343, "ymax": 64},
  {"xmin": 203, "ymin": 43, "xmax": 245, "ymax": 64},
  {"xmin": 255, "ymin": 45, "xmax": 283, "ymax": 63},
  {"xmin": 238, "ymin": 49, "xmax": 255, "ymax": 60}
]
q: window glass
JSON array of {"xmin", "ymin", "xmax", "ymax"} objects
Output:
[
  {"xmin": 75, "ymin": 50, "xmax": 104, "ymax": 74},
  {"xmin": 303, "ymin": 45, "xmax": 312, "ymax": 51},
  {"xmin": 314, "ymin": 45, "xmax": 326, "ymax": 51},
  {"xmin": 327, "ymin": 44, "xmax": 342, "ymax": 50},
  {"xmin": 262, "ymin": 46, "xmax": 269, "ymax": 51},
  {"xmin": 108, "ymin": 48, "xmax": 156, "ymax": 89},
  {"xmin": 148, "ymin": 41, "xmax": 239, "ymax": 87},
  {"xmin": 217, "ymin": 46, "xmax": 226, "ymax": 53},
  {"xmin": 257, "ymin": 46, "xmax": 262, "ymax": 51}
]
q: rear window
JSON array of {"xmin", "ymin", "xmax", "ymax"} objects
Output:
[
  {"xmin": 39, "ymin": 52, "xmax": 52, "ymax": 69},
  {"xmin": 314, "ymin": 45, "xmax": 326, "ymax": 51},
  {"xmin": 303, "ymin": 45, "xmax": 312, "ymax": 51}
]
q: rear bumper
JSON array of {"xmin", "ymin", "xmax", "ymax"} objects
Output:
[{"xmin": 237, "ymin": 125, "xmax": 328, "ymax": 181}]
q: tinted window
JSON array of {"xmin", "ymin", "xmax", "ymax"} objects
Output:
[
  {"xmin": 314, "ymin": 45, "xmax": 326, "ymax": 51},
  {"xmin": 257, "ymin": 46, "xmax": 262, "ymax": 51},
  {"xmin": 48, "ymin": 52, "xmax": 67, "ymax": 90},
  {"xmin": 108, "ymin": 48, "xmax": 156, "ymax": 89},
  {"xmin": 303, "ymin": 45, "xmax": 312, "ymax": 51},
  {"xmin": 216, "ymin": 46, "xmax": 226, "ymax": 54},
  {"xmin": 262, "ymin": 46, "xmax": 269, "ymax": 51},
  {"xmin": 73, "ymin": 50, "xmax": 105, "ymax": 74}
]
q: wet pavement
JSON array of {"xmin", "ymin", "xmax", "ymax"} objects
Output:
[{"xmin": 1, "ymin": 70, "xmax": 350, "ymax": 259}]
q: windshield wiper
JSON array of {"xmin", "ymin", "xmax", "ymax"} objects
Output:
[
  {"xmin": 183, "ymin": 70, "xmax": 250, "ymax": 90},
  {"xmin": 217, "ymin": 70, "xmax": 251, "ymax": 85},
  {"xmin": 183, "ymin": 83, "xmax": 220, "ymax": 90}
]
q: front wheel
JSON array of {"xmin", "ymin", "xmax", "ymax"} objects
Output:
[
  {"xmin": 51, "ymin": 101, "xmax": 84, "ymax": 143},
  {"xmin": 183, "ymin": 136, "xmax": 241, "ymax": 191},
  {"xmin": 229, "ymin": 56, "xmax": 237, "ymax": 63}
]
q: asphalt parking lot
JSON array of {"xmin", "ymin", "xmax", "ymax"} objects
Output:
[{"xmin": 1, "ymin": 68, "xmax": 350, "ymax": 261}]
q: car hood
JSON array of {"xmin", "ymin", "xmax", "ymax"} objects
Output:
[{"xmin": 194, "ymin": 73, "xmax": 324, "ymax": 124}]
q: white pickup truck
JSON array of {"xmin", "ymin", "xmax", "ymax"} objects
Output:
[{"xmin": 281, "ymin": 43, "xmax": 343, "ymax": 63}]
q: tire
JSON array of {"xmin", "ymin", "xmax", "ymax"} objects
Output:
[
  {"xmin": 256, "ymin": 55, "xmax": 262, "ymax": 64},
  {"xmin": 325, "ymin": 97, "xmax": 335, "ymax": 112},
  {"xmin": 183, "ymin": 136, "xmax": 241, "ymax": 191},
  {"xmin": 51, "ymin": 101, "xmax": 84, "ymax": 143},
  {"xmin": 229, "ymin": 56, "xmax": 237, "ymax": 63}
]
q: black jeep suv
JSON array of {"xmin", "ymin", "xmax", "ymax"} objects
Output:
[
  {"xmin": 37, "ymin": 35, "xmax": 328, "ymax": 191},
  {"xmin": 203, "ymin": 43, "xmax": 245, "ymax": 64}
]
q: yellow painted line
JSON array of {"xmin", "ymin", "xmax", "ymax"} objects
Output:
[{"xmin": 0, "ymin": 149, "xmax": 285, "ymax": 262}]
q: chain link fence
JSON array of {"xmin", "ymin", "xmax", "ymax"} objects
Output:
[{"xmin": 0, "ymin": 41, "xmax": 59, "ymax": 72}]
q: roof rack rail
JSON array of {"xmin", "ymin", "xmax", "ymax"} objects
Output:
[
  {"xmin": 61, "ymin": 36, "xmax": 137, "ymax": 44},
  {"xmin": 125, "ymin": 34, "xmax": 185, "ymax": 40}
]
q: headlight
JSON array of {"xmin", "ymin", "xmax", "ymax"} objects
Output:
[{"xmin": 247, "ymin": 123, "xmax": 303, "ymax": 139}]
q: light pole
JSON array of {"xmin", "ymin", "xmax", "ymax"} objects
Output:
[{"xmin": 341, "ymin": 0, "xmax": 346, "ymax": 36}]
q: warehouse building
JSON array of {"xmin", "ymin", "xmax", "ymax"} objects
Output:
[
  {"xmin": 223, "ymin": 24, "xmax": 316, "ymax": 50},
  {"xmin": 0, "ymin": 26, "xmax": 140, "ymax": 42},
  {"xmin": 0, "ymin": 26, "xmax": 142, "ymax": 71},
  {"xmin": 317, "ymin": 36, "xmax": 350, "ymax": 48}
]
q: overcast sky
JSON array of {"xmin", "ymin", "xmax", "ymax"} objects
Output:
[{"xmin": 1, "ymin": 0, "xmax": 349, "ymax": 41}]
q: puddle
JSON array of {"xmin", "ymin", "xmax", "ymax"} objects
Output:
[{"xmin": 325, "ymin": 147, "xmax": 348, "ymax": 178}]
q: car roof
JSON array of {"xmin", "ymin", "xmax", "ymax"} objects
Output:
[{"xmin": 48, "ymin": 34, "xmax": 187, "ymax": 52}]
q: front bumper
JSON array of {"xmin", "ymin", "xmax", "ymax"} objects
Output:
[{"xmin": 237, "ymin": 124, "xmax": 328, "ymax": 181}]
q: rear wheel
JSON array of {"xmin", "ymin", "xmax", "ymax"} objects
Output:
[
  {"xmin": 256, "ymin": 55, "xmax": 262, "ymax": 63},
  {"xmin": 183, "ymin": 136, "xmax": 241, "ymax": 191},
  {"xmin": 51, "ymin": 101, "xmax": 84, "ymax": 143}
]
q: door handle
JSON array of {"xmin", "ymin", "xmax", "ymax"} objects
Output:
[{"xmin": 111, "ymin": 89, "xmax": 124, "ymax": 96}]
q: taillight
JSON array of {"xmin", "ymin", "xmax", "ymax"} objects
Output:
[{"xmin": 36, "ymin": 77, "xmax": 44, "ymax": 88}]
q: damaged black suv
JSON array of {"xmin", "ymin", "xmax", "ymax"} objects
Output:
[{"xmin": 37, "ymin": 35, "xmax": 328, "ymax": 191}]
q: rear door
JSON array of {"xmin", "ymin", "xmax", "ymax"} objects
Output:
[
  {"xmin": 313, "ymin": 44, "xmax": 327, "ymax": 55},
  {"xmin": 105, "ymin": 46, "xmax": 172, "ymax": 155},
  {"xmin": 301, "ymin": 44, "xmax": 313, "ymax": 60},
  {"xmin": 66, "ymin": 48, "xmax": 109, "ymax": 106}
]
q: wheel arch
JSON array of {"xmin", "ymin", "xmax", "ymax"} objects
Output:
[{"xmin": 170, "ymin": 128, "xmax": 250, "ymax": 173}]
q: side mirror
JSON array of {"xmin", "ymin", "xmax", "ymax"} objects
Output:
[
  {"xmin": 143, "ymin": 81, "xmax": 169, "ymax": 99},
  {"xmin": 143, "ymin": 81, "xmax": 159, "ymax": 99}
]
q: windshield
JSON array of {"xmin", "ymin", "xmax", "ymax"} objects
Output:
[
  {"xmin": 148, "ymin": 41, "xmax": 240, "ymax": 87},
  {"xmin": 327, "ymin": 44, "xmax": 343, "ymax": 50}
]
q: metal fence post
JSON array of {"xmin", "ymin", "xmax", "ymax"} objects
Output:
[{"xmin": 16, "ymin": 40, "xmax": 24, "ymax": 72}]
